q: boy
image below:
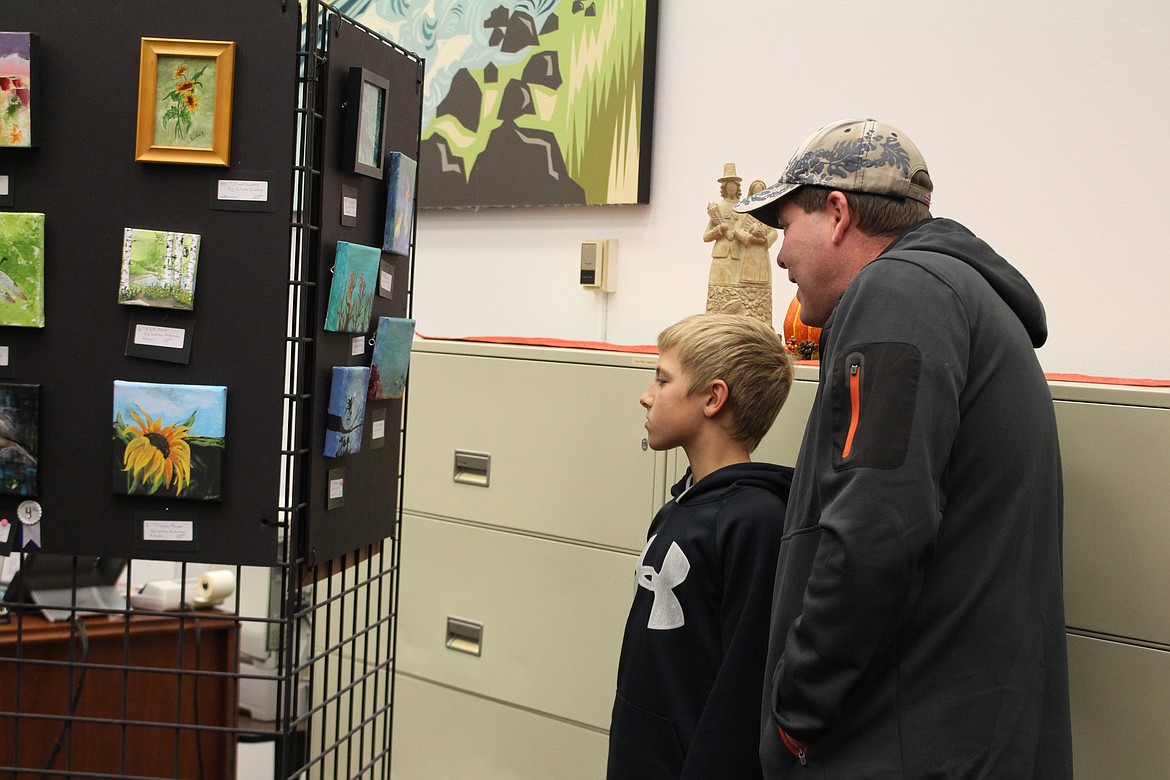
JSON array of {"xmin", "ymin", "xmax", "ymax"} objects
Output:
[{"xmin": 607, "ymin": 313, "xmax": 794, "ymax": 779}]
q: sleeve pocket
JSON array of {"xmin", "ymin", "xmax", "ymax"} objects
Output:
[{"xmin": 830, "ymin": 343, "xmax": 921, "ymax": 470}]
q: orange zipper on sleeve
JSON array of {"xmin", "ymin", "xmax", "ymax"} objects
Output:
[{"xmin": 842, "ymin": 360, "xmax": 861, "ymax": 458}]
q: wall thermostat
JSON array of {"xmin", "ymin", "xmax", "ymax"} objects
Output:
[{"xmin": 580, "ymin": 239, "xmax": 616, "ymax": 292}]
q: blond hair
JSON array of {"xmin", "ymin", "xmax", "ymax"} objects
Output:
[{"xmin": 657, "ymin": 313, "xmax": 793, "ymax": 451}]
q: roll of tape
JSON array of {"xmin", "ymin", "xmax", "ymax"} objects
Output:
[{"xmin": 198, "ymin": 569, "xmax": 236, "ymax": 602}]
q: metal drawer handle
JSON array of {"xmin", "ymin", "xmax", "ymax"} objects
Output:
[
  {"xmin": 446, "ymin": 617, "xmax": 483, "ymax": 656},
  {"xmin": 453, "ymin": 450, "xmax": 490, "ymax": 487}
]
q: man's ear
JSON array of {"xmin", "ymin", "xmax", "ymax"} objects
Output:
[
  {"xmin": 826, "ymin": 190, "xmax": 852, "ymax": 245},
  {"xmin": 703, "ymin": 380, "xmax": 730, "ymax": 418}
]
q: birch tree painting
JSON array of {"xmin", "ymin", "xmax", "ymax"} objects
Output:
[{"xmin": 118, "ymin": 227, "xmax": 201, "ymax": 310}]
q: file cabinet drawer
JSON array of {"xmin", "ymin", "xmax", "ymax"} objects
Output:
[
  {"xmin": 1068, "ymin": 634, "xmax": 1170, "ymax": 779},
  {"xmin": 404, "ymin": 347, "xmax": 660, "ymax": 551},
  {"xmin": 391, "ymin": 674, "xmax": 608, "ymax": 780},
  {"xmin": 1058, "ymin": 400, "xmax": 1170, "ymax": 644},
  {"xmin": 397, "ymin": 513, "xmax": 635, "ymax": 728}
]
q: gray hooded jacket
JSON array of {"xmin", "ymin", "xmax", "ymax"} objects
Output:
[{"xmin": 761, "ymin": 218, "xmax": 1073, "ymax": 779}]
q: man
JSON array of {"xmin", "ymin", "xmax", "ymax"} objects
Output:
[{"xmin": 735, "ymin": 119, "xmax": 1073, "ymax": 778}]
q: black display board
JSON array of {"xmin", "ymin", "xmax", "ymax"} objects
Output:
[
  {"xmin": 0, "ymin": 1, "xmax": 299, "ymax": 565},
  {"xmin": 305, "ymin": 14, "xmax": 422, "ymax": 566}
]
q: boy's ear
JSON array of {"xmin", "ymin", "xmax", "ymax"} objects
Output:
[{"xmin": 703, "ymin": 380, "xmax": 730, "ymax": 418}]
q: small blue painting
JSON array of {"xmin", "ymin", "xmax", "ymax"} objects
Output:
[
  {"xmin": 382, "ymin": 152, "xmax": 416, "ymax": 256},
  {"xmin": 324, "ymin": 366, "xmax": 370, "ymax": 457}
]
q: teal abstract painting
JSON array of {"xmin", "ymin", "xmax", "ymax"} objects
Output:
[
  {"xmin": 367, "ymin": 317, "xmax": 415, "ymax": 400},
  {"xmin": 324, "ymin": 241, "xmax": 380, "ymax": 332}
]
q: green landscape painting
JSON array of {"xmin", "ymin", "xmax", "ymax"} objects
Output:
[
  {"xmin": 0, "ymin": 211, "xmax": 45, "ymax": 327},
  {"xmin": 118, "ymin": 227, "xmax": 201, "ymax": 310}
]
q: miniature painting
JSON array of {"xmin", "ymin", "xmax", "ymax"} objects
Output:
[
  {"xmin": 0, "ymin": 32, "xmax": 35, "ymax": 148},
  {"xmin": 135, "ymin": 38, "xmax": 235, "ymax": 166},
  {"xmin": 367, "ymin": 317, "xmax": 416, "ymax": 400},
  {"xmin": 324, "ymin": 366, "xmax": 370, "ymax": 457},
  {"xmin": 382, "ymin": 152, "xmax": 416, "ymax": 256},
  {"xmin": 118, "ymin": 227, "xmax": 201, "ymax": 310},
  {"xmin": 343, "ymin": 67, "xmax": 390, "ymax": 178},
  {"xmin": 0, "ymin": 211, "xmax": 45, "ymax": 327},
  {"xmin": 324, "ymin": 241, "xmax": 380, "ymax": 332},
  {"xmin": 113, "ymin": 380, "xmax": 227, "ymax": 501},
  {"xmin": 322, "ymin": 0, "xmax": 659, "ymax": 206},
  {"xmin": 0, "ymin": 383, "xmax": 39, "ymax": 497}
]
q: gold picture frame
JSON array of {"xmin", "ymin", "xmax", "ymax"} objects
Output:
[{"xmin": 135, "ymin": 38, "xmax": 235, "ymax": 166}]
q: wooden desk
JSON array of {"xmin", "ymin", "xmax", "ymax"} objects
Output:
[{"xmin": 0, "ymin": 611, "xmax": 238, "ymax": 778}]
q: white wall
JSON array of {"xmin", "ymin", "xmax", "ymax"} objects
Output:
[{"xmin": 401, "ymin": 0, "xmax": 1170, "ymax": 379}]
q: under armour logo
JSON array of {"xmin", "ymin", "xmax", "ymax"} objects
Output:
[{"xmin": 635, "ymin": 534, "xmax": 691, "ymax": 630}]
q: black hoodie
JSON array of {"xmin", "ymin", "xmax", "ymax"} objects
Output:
[
  {"xmin": 608, "ymin": 461, "xmax": 793, "ymax": 780},
  {"xmin": 761, "ymin": 218, "xmax": 1073, "ymax": 778}
]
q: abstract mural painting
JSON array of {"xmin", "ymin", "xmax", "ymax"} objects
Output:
[
  {"xmin": 0, "ymin": 32, "xmax": 36, "ymax": 148},
  {"xmin": 0, "ymin": 211, "xmax": 45, "ymax": 327},
  {"xmin": 330, "ymin": 0, "xmax": 659, "ymax": 207},
  {"xmin": 118, "ymin": 227, "xmax": 202, "ymax": 310},
  {"xmin": 324, "ymin": 241, "xmax": 380, "ymax": 332},
  {"xmin": 113, "ymin": 380, "xmax": 226, "ymax": 500},
  {"xmin": 367, "ymin": 317, "xmax": 415, "ymax": 400},
  {"xmin": 0, "ymin": 383, "xmax": 39, "ymax": 497},
  {"xmin": 324, "ymin": 366, "xmax": 370, "ymax": 457}
]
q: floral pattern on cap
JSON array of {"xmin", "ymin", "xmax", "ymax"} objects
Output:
[
  {"xmin": 788, "ymin": 125, "xmax": 914, "ymax": 187},
  {"xmin": 735, "ymin": 119, "xmax": 931, "ymax": 225}
]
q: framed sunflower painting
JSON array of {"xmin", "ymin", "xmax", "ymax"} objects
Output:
[
  {"xmin": 135, "ymin": 37, "xmax": 235, "ymax": 166},
  {"xmin": 112, "ymin": 380, "xmax": 226, "ymax": 500}
]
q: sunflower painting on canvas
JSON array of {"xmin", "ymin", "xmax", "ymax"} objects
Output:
[{"xmin": 112, "ymin": 380, "xmax": 226, "ymax": 500}]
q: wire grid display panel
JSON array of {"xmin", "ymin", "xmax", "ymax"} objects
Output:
[
  {"xmin": 0, "ymin": 561, "xmax": 284, "ymax": 779},
  {"xmin": 281, "ymin": 5, "xmax": 420, "ymax": 779},
  {"xmin": 1, "ymin": 3, "xmax": 417, "ymax": 780}
]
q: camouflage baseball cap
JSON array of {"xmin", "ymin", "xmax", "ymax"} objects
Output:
[{"xmin": 734, "ymin": 119, "xmax": 931, "ymax": 228}]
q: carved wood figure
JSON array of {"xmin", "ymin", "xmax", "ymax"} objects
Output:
[{"xmin": 705, "ymin": 167, "xmax": 775, "ymax": 325}]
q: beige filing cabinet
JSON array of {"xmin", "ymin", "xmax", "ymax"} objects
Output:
[
  {"xmin": 1053, "ymin": 380, "xmax": 1170, "ymax": 779},
  {"xmin": 392, "ymin": 339, "xmax": 1169, "ymax": 780}
]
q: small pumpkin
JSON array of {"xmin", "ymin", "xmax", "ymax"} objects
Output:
[{"xmin": 783, "ymin": 296, "xmax": 822, "ymax": 361}]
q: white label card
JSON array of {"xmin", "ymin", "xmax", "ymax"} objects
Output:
[
  {"xmin": 134, "ymin": 324, "xmax": 186, "ymax": 350},
  {"xmin": 143, "ymin": 520, "xmax": 194, "ymax": 542},
  {"xmin": 329, "ymin": 477, "xmax": 345, "ymax": 499},
  {"xmin": 342, "ymin": 196, "xmax": 358, "ymax": 218},
  {"xmin": 217, "ymin": 179, "xmax": 270, "ymax": 202},
  {"xmin": 379, "ymin": 270, "xmax": 393, "ymax": 295},
  {"xmin": 372, "ymin": 418, "xmax": 385, "ymax": 440},
  {"xmin": 351, "ymin": 335, "xmax": 365, "ymax": 356},
  {"xmin": 0, "ymin": 175, "xmax": 9, "ymax": 196},
  {"xmin": 0, "ymin": 345, "xmax": 8, "ymax": 366}
]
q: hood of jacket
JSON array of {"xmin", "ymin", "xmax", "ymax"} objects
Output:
[
  {"xmin": 884, "ymin": 218, "xmax": 1048, "ymax": 347},
  {"xmin": 671, "ymin": 461, "xmax": 794, "ymax": 505}
]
